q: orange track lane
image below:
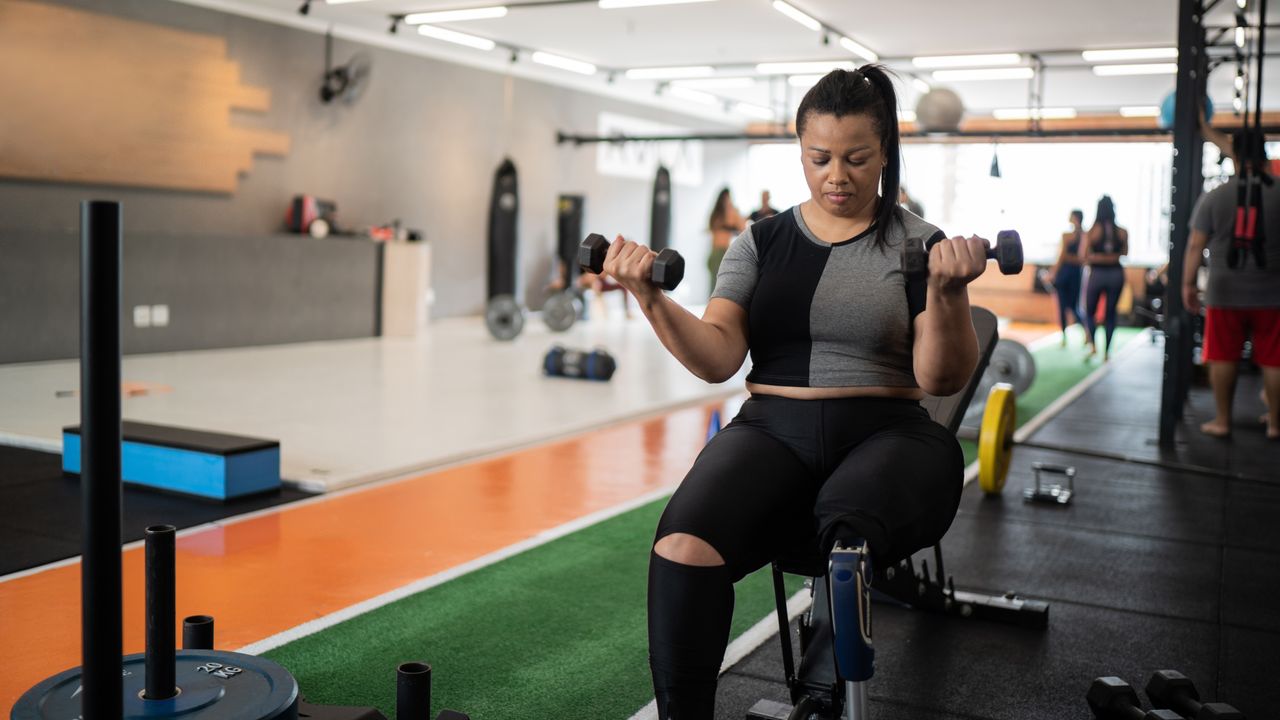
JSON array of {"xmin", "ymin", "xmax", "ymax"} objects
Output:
[{"xmin": 0, "ymin": 403, "xmax": 718, "ymax": 709}]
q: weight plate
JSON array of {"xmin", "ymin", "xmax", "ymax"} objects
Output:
[
  {"xmin": 987, "ymin": 339, "xmax": 1036, "ymax": 396},
  {"xmin": 978, "ymin": 383, "xmax": 1016, "ymax": 495},
  {"xmin": 484, "ymin": 294, "xmax": 525, "ymax": 341},
  {"xmin": 11, "ymin": 649, "xmax": 298, "ymax": 719},
  {"xmin": 543, "ymin": 291, "xmax": 580, "ymax": 332}
]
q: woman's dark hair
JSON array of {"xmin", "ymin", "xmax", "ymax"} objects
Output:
[
  {"xmin": 709, "ymin": 187, "xmax": 732, "ymax": 231},
  {"xmin": 1095, "ymin": 195, "xmax": 1116, "ymax": 225},
  {"xmin": 1070, "ymin": 209, "xmax": 1084, "ymax": 224},
  {"xmin": 1231, "ymin": 130, "xmax": 1269, "ymax": 174},
  {"xmin": 1095, "ymin": 195, "xmax": 1117, "ymax": 243},
  {"xmin": 795, "ymin": 64, "xmax": 901, "ymax": 248}
]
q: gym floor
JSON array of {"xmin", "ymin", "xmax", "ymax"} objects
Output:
[{"xmin": 2, "ymin": 315, "xmax": 1275, "ymax": 718}]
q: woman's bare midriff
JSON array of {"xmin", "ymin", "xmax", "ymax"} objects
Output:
[{"xmin": 745, "ymin": 383, "xmax": 925, "ymax": 400}]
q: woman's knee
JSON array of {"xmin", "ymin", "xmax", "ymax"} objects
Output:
[{"xmin": 654, "ymin": 532, "xmax": 726, "ymax": 567}]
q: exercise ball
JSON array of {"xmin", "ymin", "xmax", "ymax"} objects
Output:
[
  {"xmin": 915, "ymin": 88, "xmax": 965, "ymax": 132},
  {"xmin": 1158, "ymin": 91, "xmax": 1213, "ymax": 130}
]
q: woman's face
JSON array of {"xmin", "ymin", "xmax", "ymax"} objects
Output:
[{"xmin": 799, "ymin": 111, "xmax": 884, "ymax": 220}]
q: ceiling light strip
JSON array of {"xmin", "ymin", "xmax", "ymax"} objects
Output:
[
  {"xmin": 404, "ymin": 6, "xmax": 508, "ymax": 24},
  {"xmin": 417, "ymin": 24, "xmax": 496, "ymax": 50},
  {"xmin": 771, "ymin": 0, "xmax": 821, "ymax": 31},
  {"xmin": 532, "ymin": 50, "xmax": 597, "ymax": 75},
  {"xmin": 1081, "ymin": 47, "xmax": 1177, "ymax": 62},
  {"xmin": 1091, "ymin": 63, "xmax": 1178, "ymax": 76}
]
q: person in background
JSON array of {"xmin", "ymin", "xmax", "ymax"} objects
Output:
[
  {"xmin": 749, "ymin": 189, "xmax": 778, "ymax": 223},
  {"xmin": 707, "ymin": 188, "xmax": 746, "ymax": 294},
  {"xmin": 1185, "ymin": 130, "xmax": 1280, "ymax": 439},
  {"xmin": 898, "ymin": 186, "xmax": 924, "ymax": 217},
  {"xmin": 1082, "ymin": 195, "xmax": 1128, "ymax": 362},
  {"xmin": 1049, "ymin": 209, "xmax": 1090, "ymax": 348}
]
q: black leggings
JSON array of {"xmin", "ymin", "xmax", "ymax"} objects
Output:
[
  {"xmin": 1085, "ymin": 265, "xmax": 1125, "ymax": 354},
  {"xmin": 647, "ymin": 395, "xmax": 964, "ymax": 719},
  {"xmin": 1055, "ymin": 264, "xmax": 1085, "ymax": 333}
]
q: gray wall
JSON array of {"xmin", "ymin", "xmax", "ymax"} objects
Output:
[
  {"xmin": 0, "ymin": 0, "xmax": 747, "ymax": 362},
  {"xmin": 0, "ymin": 229, "xmax": 382, "ymax": 364}
]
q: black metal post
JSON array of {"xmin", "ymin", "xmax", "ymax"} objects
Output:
[
  {"xmin": 397, "ymin": 662, "xmax": 432, "ymax": 720},
  {"xmin": 1162, "ymin": 0, "xmax": 1208, "ymax": 445},
  {"xmin": 183, "ymin": 615, "xmax": 215, "ymax": 650},
  {"xmin": 144, "ymin": 525, "xmax": 176, "ymax": 700},
  {"xmin": 81, "ymin": 199, "xmax": 124, "ymax": 720},
  {"xmin": 1256, "ymin": 0, "xmax": 1268, "ymax": 132}
]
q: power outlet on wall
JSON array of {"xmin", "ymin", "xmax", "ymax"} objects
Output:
[
  {"xmin": 133, "ymin": 305, "xmax": 152, "ymax": 328},
  {"xmin": 151, "ymin": 304, "xmax": 169, "ymax": 327}
]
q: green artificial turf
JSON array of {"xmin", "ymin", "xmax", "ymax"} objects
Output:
[
  {"xmin": 271, "ymin": 324, "xmax": 1146, "ymax": 718},
  {"xmin": 268, "ymin": 497, "xmax": 805, "ymax": 719},
  {"xmin": 958, "ymin": 325, "xmax": 1144, "ymax": 464}
]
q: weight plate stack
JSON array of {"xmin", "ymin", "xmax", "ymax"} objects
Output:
[{"xmin": 11, "ymin": 649, "xmax": 299, "ymax": 719}]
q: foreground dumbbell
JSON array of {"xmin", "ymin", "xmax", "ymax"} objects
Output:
[
  {"xmin": 1087, "ymin": 677, "xmax": 1186, "ymax": 720},
  {"xmin": 579, "ymin": 233, "xmax": 685, "ymax": 291},
  {"xmin": 1146, "ymin": 670, "xmax": 1247, "ymax": 719},
  {"xmin": 902, "ymin": 229, "xmax": 1024, "ymax": 278}
]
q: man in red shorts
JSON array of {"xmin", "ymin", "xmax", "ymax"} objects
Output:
[{"xmin": 1185, "ymin": 131, "xmax": 1280, "ymax": 439}]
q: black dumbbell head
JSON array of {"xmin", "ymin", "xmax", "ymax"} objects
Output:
[
  {"xmin": 1088, "ymin": 677, "xmax": 1142, "ymax": 717},
  {"xmin": 653, "ymin": 248, "xmax": 685, "ymax": 291},
  {"xmin": 902, "ymin": 237, "xmax": 928, "ymax": 277},
  {"xmin": 580, "ymin": 233, "xmax": 609, "ymax": 274},
  {"xmin": 1146, "ymin": 670, "xmax": 1199, "ymax": 709},
  {"xmin": 995, "ymin": 230, "xmax": 1024, "ymax": 275},
  {"xmin": 1199, "ymin": 703, "xmax": 1246, "ymax": 719}
]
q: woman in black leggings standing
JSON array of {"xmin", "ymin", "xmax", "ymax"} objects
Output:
[
  {"xmin": 594, "ymin": 66, "xmax": 989, "ymax": 719},
  {"xmin": 1052, "ymin": 209, "xmax": 1090, "ymax": 348},
  {"xmin": 1083, "ymin": 195, "xmax": 1129, "ymax": 361}
]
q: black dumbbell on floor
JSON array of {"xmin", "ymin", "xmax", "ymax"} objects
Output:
[
  {"xmin": 579, "ymin": 233, "xmax": 685, "ymax": 291},
  {"xmin": 902, "ymin": 229, "xmax": 1024, "ymax": 278},
  {"xmin": 1147, "ymin": 670, "xmax": 1247, "ymax": 719},
  {"xmin": 1087, "ymin": 677, "xmax": 1186, "ymax": 720}
]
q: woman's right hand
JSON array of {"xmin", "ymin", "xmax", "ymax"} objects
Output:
[{"xmin": 602, "ymin": 234, "xmax": 661, "ymax": 304}]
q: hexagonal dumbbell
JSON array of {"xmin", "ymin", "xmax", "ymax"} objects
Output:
[
  {"xmin": 1087, "ymin": 677, "xmax": 1186, "ymax": 720},
  {"xmin": 902, "ymin": 229, "xmax": 1024, "ymax": 279},
  {"xmin": 578, "ymin": 233, "xmax": 685, "ymax": 291},
  {"xmin": 1146, "ymin": 670, "xmax": 1246, "ymax": 720}
]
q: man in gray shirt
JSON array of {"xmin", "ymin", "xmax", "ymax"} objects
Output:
[{"xmin": 1185, "ymin": 132, "xmax": 1280, "ymax": 439}]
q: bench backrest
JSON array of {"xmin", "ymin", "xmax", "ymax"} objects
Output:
[{"xmin": 919, "ymin": 306, "xmax": 999, "ymax": 434}]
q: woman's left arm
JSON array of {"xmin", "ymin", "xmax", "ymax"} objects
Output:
[{"xmin": 912, "ymin": 236, "xmax": 987, "ymax": 396}]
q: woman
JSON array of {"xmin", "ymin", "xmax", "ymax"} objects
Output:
[
  {"xmin": 1051, "ymin": 209, "xmax": 1090, "ymax": 348},
  {"xmin": 707, "ymin": 188, "xmax": 745, "ymax": 294},
  {"xmin": 1082, "ymin": 195, "xmax": 1129, "ymax": 361},
  {"xmin": 597, "ymin": 66, "xmax": 987, "ymax": 719}
]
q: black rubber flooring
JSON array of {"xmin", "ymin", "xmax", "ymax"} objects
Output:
[
  {"xmin": 719, "ymin": 338, "xmax": 1280, "ymax": 720},
  {"xmin": 0, "ymin": 445, "xmax": 312, "ymax": 576}
]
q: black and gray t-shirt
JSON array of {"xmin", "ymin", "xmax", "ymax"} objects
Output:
[{"xmin": 712, "ymin": 205, "xmax": 944, "ymax": 388}]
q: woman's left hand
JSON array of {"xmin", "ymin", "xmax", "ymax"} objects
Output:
[{"xmin": 928, "ymin": 235, "xmax": 989, "ymax": 293}]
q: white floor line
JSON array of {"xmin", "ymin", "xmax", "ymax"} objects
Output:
[
  {"xmin": 234, "ymin": 484, "xmax": 678, "ymax": 656},
  {"xmin": 0, "ymin": 390, "xmax": 736, "ymax": 586},
  {"xmin": 626, "ymin": 588, "xmax": 812, "ymax": 720},
  {"xmin": 1013, "ymin": 328, "xmax": 1152, "ymax": 444},
  {"xmin": 961, "ymin": 327, "xmax": 1152, "ymax": 488}
]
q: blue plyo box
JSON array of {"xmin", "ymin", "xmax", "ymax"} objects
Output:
[{"xmin": 63, "ymin": 421, "xmax": 281, "ymax": 501}]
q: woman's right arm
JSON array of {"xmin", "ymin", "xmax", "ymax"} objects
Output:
[{"xmin": 602, "ymin": 235, "xmax": 750, "ymax": 383}]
